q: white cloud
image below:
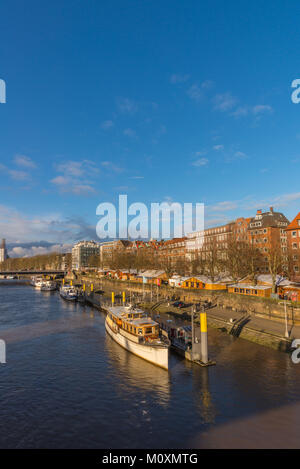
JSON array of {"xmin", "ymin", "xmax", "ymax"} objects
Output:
[
  {"xmin": 14, "ymin": 154, "xmax": 36, "ymax": 169},
  {"xmin": 192, "ymin": 158, "xmax": 209, "ymax": 167},
  {"xmin": 209, "ymin": 201, "xmax": 238, "ymax": 212},
  {"xmin": 230, "ymin": 106, "xmax": 249, "ymax": 117},
  {"xmin": 213, "ymin": 92, "xmax": 238, "ymax": 111},
  {"xmin": 123, "ymin": 128, "xmax": 137, "ymax": 138},
  {"xmin": 101, "ymin": 120, "xmax": 114, "ymax": 130},
  {"xmin": 101, "ymin": 161, "xmax": 123, "ymax": 173},
  {"xmin": 234, "ymin": 151, "xmax": 247, "ymax": 159},
  {"xmin": 0, "ymin": 204, "xmax": 96, "ymax": 245},
  {"xmin": 201, "ymin": 80, "xmax": 214, "ymax": 89},
  {"xmin": 187, "ymin": 84, "xmax": 203, "ymax": 102},
  {"xmin": 9, "ymin": 243, "xmax": 72, "ymax": 258},
  {"xmin": 51, "ymin": 160, "xmax": 99, "ymax": 195},
  {"xmin": 252, "ymin": 104, "xmax": 273, "ymax": 115},
  {"xmin": 8, "ymin": 170, "xmax": 30, "ymax": 181},
  {"xmin": 213, "ymin": 144, "xmax": 224, "ymax": 151},
  {"xmin": 117, "ymin": 97, "xmax": 138, "ymax": 114}
]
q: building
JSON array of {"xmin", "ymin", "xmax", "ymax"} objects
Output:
[
  {"xmin": 0, "ymin": 239, "xmax": 8, "ymax": 263},
  {"xmin": 158, "ymin": 237, "xmax": 187, "ymax": 267},
  {"xmin": 186, "ymin": 218, "xmax": 249, "ymax": 262},
  {"xmin": 72, "ymin": 241, "xmax": 100, "ymax": 270},
  {"xmin": 228, "ymin": 283, "xmax": 272, "ymax": 298},
  {"xmin": 248, "ymin": 207, "xmax": 289, "ymax": 273},
  {"xmin": 286, "ymin": 212, "xmax": 300, "ymax": 281}
]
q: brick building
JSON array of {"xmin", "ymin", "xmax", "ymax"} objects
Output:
[
  {"xmin": 247, "ymin": 207, "xmax": 289, "ymax": 273},
  {"xmin": 158, "ymin": 237, "xmax": 187, "ymax": 266},
  {"xmin": 286, "ymin": 212, "xmax": 300, "ymax": 281}
]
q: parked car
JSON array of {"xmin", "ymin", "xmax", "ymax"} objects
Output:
[{"xmin": 173, "ymin": 301, "xmax": 185, "ymax": 308}]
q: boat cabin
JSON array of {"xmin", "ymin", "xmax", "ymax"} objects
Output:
[{"xmin": 109, "ymin": 307, "xmax": 160, "ymax": 338}]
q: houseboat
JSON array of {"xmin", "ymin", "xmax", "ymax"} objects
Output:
[
  {"xmin": 41, "ymin": 280, "xmax": 57, "ymax": 291},
  {"xmin": 59, "ymin": 285, "xmax": 78, "ymax": 301},
  {"xmin": 105, "ymin": 305, "xmax": 170, "ymax": 369},
  {"xmin": 31, "ymin": 277, "xmax": 44, "ymax": 289}
]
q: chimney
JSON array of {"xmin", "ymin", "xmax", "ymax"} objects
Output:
[
  {"xmin": 257, "ymin": 209, "xmax": 262, "ymax": 215},
  {"xmin": 270, "ymin": 206, "xmax": 274, "ymax": 213},
  {"xmin": 1, "ymin": 239, "xmax": 5, "ymax": 249}
]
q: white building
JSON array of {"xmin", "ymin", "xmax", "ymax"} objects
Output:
[
  {"xmin": 0, "ymin": 239, "xmax": 8, "ymax": 263},
  {"xmin": 72, "ymin": 241, "xmax": 100, "ymax": 270}
]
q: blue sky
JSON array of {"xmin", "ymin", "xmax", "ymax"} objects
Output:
[{"xmin": 1, "ymin": 0, "xmax": 300, "ymax": 255}]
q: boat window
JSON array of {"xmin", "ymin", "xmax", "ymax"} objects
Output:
[
  {"xmin": 145, "ymin": 327, "xmax": 152, "ymax": 334},
  {"xmin": 138, "ymin": 329, "xmax": 143, "ymax": 335}
]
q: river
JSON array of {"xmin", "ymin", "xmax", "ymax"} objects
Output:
[{"xmin": 0, "ymin": 280, "xmax": 300, "ymax": 448}]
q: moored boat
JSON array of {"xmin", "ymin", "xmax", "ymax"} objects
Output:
[
  {"xmin": 41, "ymin": 280, "xmax": 57, "ymax": 291},
  {"xmin": 33, "ymin": 277, "xmax": 44, "ymax": 289},
  {"xmin": 59, "ymin": 285, "xmax": 78, "ymax": 301},
  {"xmin": 105, "ymin": 306, "xmax": 170, "ymax": 370}
]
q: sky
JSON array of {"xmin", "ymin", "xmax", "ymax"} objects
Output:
[{"xmin": 1, "ymin": 0, "xmax": 300, "ymax": 256}]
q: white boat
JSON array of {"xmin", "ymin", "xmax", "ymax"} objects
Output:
[
  {"xmin": 59, "ymin": 285, "xmax": 78, "ymax": 301},
  {"xmin": 34, "ymin": 278, "xmax": 44, "ymax": 290},
  {"xmin": 105, "ymin": 306, "xmax": 170, "ymax": 370},
  {"xmin": 41, "ymin": 280, "xmax": 57, "ymax": 291},
  {"xmin": 31, "ymin": 276, "xmax": 44, "ymax": 288}
]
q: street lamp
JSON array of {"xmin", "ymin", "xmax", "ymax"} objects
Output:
[{"xmin": 279, "ymin": 300, "xmax": 290, "ymax": 338}]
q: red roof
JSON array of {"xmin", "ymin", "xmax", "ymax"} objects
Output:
[{"xmin": 286, "ymin": 212, "xmax": 300, "ymax": 231}]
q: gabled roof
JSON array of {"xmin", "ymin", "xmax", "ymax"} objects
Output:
[{"xmin": 286, "ymin": 212, "xmax": 300, "ymax": 231}]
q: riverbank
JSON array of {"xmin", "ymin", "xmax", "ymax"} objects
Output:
[{"xmin": 71, "ymin": 275, "xmax": 298, "ymax": 353}]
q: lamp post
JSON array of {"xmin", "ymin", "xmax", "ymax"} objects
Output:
[{"xmin": 279, "ymin": 300, "xmax": 290, "ymax": 338}]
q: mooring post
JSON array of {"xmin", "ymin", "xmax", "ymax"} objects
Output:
[
  {"xmin": 112, "ymin": 292, "xmax": 115, "ymax": 307},
  {"xmin": 200, "ymin": 307, "xmax": 208, "ymax": 364},
  {"xmin": 122, "ymin": 291, "xmax": 125, "ymax": 305}
]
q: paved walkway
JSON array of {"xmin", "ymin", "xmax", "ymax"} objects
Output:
[{"xmin": 207, "ymin": 304, "xmax": 300, "ymax": 340}]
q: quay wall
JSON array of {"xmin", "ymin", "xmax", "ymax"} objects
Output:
[{"xmin": 70, "ymin": 274, "xmax": 300, "ymax": 326}]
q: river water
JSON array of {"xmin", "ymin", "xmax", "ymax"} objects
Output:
[{"xmin": 0, "ymin": 280, "xmax": 300, "ymax": 449}]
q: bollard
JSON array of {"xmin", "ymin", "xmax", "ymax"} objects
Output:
[
  {"xmin": 70, "ymin": 280, "xmax": 72, "ymax": 286},
  {"xmin": 62, "ymin": 278, "xmax": 65, "ymax": 285},
  {"xmin": 200, "ymin": 310, "xmax": 208, "ymax": 364},
  {"xmin": 122, "ymin": 291, "xmax": 125, "ymax": 305},
  {"xmin": 112, "ymin": 292, "xmax": 115, "ymax": 306},
  {"xmin": 83, "ymin": 283, "xmax": 85, "ymax": 292},
  {"xmin": 91, "ymin": 283, "xmax": 94, "ymax": 292}
]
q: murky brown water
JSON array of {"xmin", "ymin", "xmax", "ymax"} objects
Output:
[{"xmin": 0, "ymin": 280, "xmax": 299, "ymax": 448}]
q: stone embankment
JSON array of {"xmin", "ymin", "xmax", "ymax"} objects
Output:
[{"xmin": 67, "ymin": 274, "xmax": 300, "ymax": 352}]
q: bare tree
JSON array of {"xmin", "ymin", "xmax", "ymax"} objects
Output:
[{"xmin": 267, "ymin": 242, "xmax": 284, "ymax": 293}]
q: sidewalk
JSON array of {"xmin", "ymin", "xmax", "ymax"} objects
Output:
[{"xmin": 207, "ymin": 304, "xmax": 300, "ymax": 340}]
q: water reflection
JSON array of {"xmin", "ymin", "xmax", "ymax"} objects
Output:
[{"xmin": 105, "ymin": 334, "xmax": 171, "ymax": 407}]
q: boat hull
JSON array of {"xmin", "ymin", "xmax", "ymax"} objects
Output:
[
  {"xmin": 105, "ymin": 317, "xmax": 168, "ymax": 370},
  {"xmin": 60, "ymin": 293, "xmax": 77, "ymax": 301}
]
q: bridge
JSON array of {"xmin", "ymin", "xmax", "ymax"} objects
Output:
[{"xmin": 0, "ymin": 270, "xmax": 67, "ymax": 276}]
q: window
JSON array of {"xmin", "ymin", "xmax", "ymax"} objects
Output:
[
  {"xmin": 293, "ymin": 243, "xmax": 298, "ymax": 249},
  {"xmin": 292, "ymin": 231, "xmax": 297, "ymax": 238}
]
